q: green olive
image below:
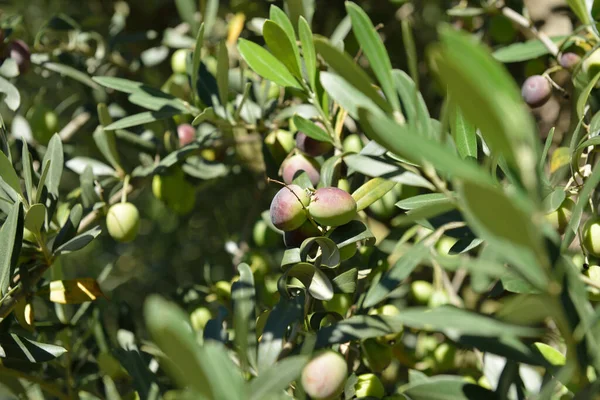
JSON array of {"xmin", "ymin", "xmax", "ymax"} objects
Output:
[
  {"xmin": 354, "ymin": 373, "xmax": 385, "ymax": 399},
  {"xmin": 190, "ymin": 307, "xmax": 212, "ymax": 332},
  {"xmin": 28, "ymin": 105, "xmax": 58, "ymax": 145},
  {"xmin": 106, "ymin": 202, "xmax": 140, "ymax": 242},
  {"xmin": 171, "ymin": 49, "xmax": 190, "ymax": 74}
]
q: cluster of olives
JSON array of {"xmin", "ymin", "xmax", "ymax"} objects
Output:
[
  {"xmin": 520, "ymin": 47, "xmax": 600, "ymax": 108},
  {"xmin": 269, "ymin": 184, "xmax": 357, "ymax": 246}
]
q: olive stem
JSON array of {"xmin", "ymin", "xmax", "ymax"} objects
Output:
[
  {"xmin": 121, "ymin": 175, "xmax": 131, "ymax": 204},
  {"xmin": 500, "ymin": 6, "xmax": 559, "ymax": 58}
]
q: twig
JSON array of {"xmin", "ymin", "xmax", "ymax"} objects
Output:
[
  {"xmin": 501, "ymin": 6, "xmax": 559, "ymax": 57},
  {"xmin": 0, "ymin": 365, "xmax": 71, "ymax": 400}
]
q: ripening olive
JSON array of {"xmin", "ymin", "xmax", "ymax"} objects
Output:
[
  {"xmin": 171, "ymin": 49, "xmax": 190, "ymax": 74},
  {"xmin": 269, "ymin": 185, "xmax": 310, "ymax": 231},
  {"xmin": 177, "ymin": 124, "xmax": 196, "ymax": 147},
  {"xmin": 308, "ymin": 187, "xmax": 357, "ymax": 227},
  {"xmin": 559, "ymin": 52, "xmax": 581, "ymax": 70},
  {"xmin": 322, "ymin": 293, "xmax": 352, "ymax": 316},
  {"xmin": 106, "ymin": 202, "xmax": 140, "ymax": 242},
  {"xmin": 301, "ymin": 351, "xmax": 347, "ymax": 400},
  {"xmin": 296, "ymin": 131, "xmax": 333, "ymax": 157},
  {"xmin": 281, "ymin": 154, "xmax": 320, "ymax": 186},
  {"xmin": 9, "ymin": 39, "xmax": 30, "ymax": 73},
  {"xmin": 354, "ymin": 373, "xmax": 385, "ymax": 399},
  {"xmin": 284, "ymin": 219, "xmax": 320, "ymax": 248},
  {"xmin": 583, "ymin": 217, "xmax": 600, "ymax": 257},
  {"xmin": 521, "ymin": 75, "xmax": 552, "ymax": 108}
]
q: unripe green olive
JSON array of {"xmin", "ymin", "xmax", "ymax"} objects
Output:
[
  {"xmin": 342, "ymin": 134, "xmax": 363, "ymax": 153},
  {"xmin": 544, "ymin": 198, "xmax": 575, "ymax": 234},
  {"xmin": 410, "ymin": 280, "xmax": 433, "ymax": 304},
  {"xmin": 585, "ymin": 265, "xmax": 600, "ymax": 301},
  {"xmin": 582, "ymin": 217, "xmax": 600, "ymax": 257},
  {"xmin": 433, "ymin": 342, "xmax": 456, "ymax": 371},
  {"xmin": 361, "ymin": 338, "xmax": 393, "ymax": 372},
  {"xmin": 252, "ymin": 219, "xmax": 280, "ymax": 248},
  {"xmin": 337, "ymin": 178, "xmax": 351, "ymax": 192},
  {"xmin": 308, "ymin": 187, "xmax": 357, "ymax": 227},
  {"xmin": 269, "ymin": 185, "xmax": 310, "ymax": 231},
  {"xmin": 28, "ymin": 105, "xmax": 58, "ymax": 145},
  {"xmin": 301, "ymin": 351, "xmax": 347, "ymax": 400},
  {"xmin": 436, "ymin": 236, "xmax": 458, "ymax": 259},
  {"xmin": 152, "ymin": 169, "xmax": 196, "ymax": 215},
  {"xmin": 369, "ymin": 188, "xmax": 399, "ymax": 220},
  {"xmin": 322, "ymin": 293, "xmax": 352, "ymax": 316},
  {"xmin": 190, "ymin": 307, "xmax": 212, "ymax": 332},
  {"xmin": 354, "ymin": 373, "xmax": 385, "ymax": 399},
  {"xmin": 106, "ymin": 202, "xmax": 140, "ymax": 242},
  {"xmin": 214, "ymin": 280, "xmax": 231, "ymax": 300},
  {"xmin": 428, "ymin": 291, "xmax": 450, "ymax": 308},
  {"xmin": 368, "ymin": 304, "xmax": 402, "ymax": 342},
  {"xmin": 265, "ymin": 129, "xmax": 295, "ymax": 165},
  {"xmin": 171, "ymin": 49, "xmax": 190, "ymax": 74},
  {"xmin": 583, "ymin": 49, "xmax": 600, "ymax": 79}
]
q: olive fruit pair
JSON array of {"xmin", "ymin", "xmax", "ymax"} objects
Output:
[
  {"xmin": 269, "ymin": 185, "xmax": 357, "ymax": 232},
  {"xmin": 106, "ymin": 202, "xmax": 140, "ymax": 242}
]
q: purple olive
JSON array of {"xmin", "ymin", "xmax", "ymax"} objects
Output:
[
  {"xmin": 9, "ymin": 40, "xmax": 30, "ymax": 74},
  {"xmin": 281, "ymin": 154, "xmax": 320, "ymax": 186},
  {"xmin": 269, "ymin": 184, "xmax": 310, "ymax": 231},
  {"xmin": 521, "ymin": 75, "xmax": 552, "ymax": 108},
  {"xmin": 559, "ymin": 52, "xmax": 581, "ymax": 70},
  {"xmin": 284, "ymin": 220, "xmax": 321, "ymax": 248},
  {"xmin": 308, "ymin": 187, "xmax": 357, "ymax": 227},
  {"xmin": 177, "ymin": 124, "xmax": 195, "ymax": 146},
  {"xmin": 296, "ymin": 132, "xmax": 333, "ymax": 157}
]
